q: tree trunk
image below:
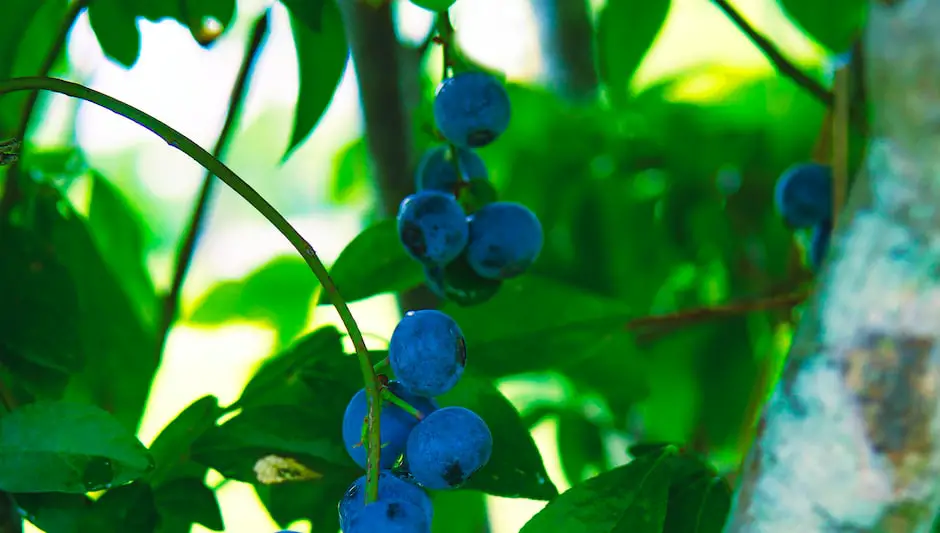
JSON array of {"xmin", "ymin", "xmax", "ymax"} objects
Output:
[{"xmin": 530, "ymin": 0, "xmax": 599, "ymax": 102}]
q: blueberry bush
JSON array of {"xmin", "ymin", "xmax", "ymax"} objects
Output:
[{"xmin": 0, "ymin": 0, "xmax": 874, "ymax": 531}]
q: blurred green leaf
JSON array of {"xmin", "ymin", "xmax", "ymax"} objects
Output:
[
  {"xmin": 0, "ymin": 0, "xmax": 67, "ymax": 136},
  {"xmin": 779, "ymin": 0, "xmax": 866, "ymax": 52},
  {"xmin": 153, "ymin": 477, "xmax": 224, "ymax": 532},
  {"xmin": 442, "ymin": 276, "xmax": 635, "ymax": 377},
  {"xmin": 255, "ymin": 477, "xmax": 349, "ymax": 533},
  {"xmin": 87, "ymin": 174, "xmax": 157, "ymax": 330},
  {"xmin": 520, "ymin": 446, "xmax": 677, "ymax": 533},
  {"xmin": 429, "ymin": 490, "xmax": 488, "ymax": 533},
  {"xmin": 321, "ymin": 219, "xmax": 425, "ymax": 305},
  {"xmin": 596, "ymin": 0, "xmax": 671, "ymax": 106},
  {"xmin": 0, "ymin": 402, "xmax": 153, "ymax": 493},
  {"xmin": 25, "ymin": 184, "xmax": 157, "ymax": 431},
  {"xmin": 557, "ymin": 410, "xmax": 607, "ymax": 485},
  {"xmin": 87, "ymin": 0, "xmax": 142, "ymax": 68},
  {"xmin": 82, "ymin": 482, "xmax": 158, "ymax": 532},
  {"xmin": 0, "ymin": 219, "xmax": 83, "ymax": 375},
  {"xmin": 188, "ymin": 255, "xmax": 316, "ymax": 346},
  {"xmin": 329, "ymin": 139, "xmax": 370, "ymax": 205},
  {"xmin": 180, "ymin": 0, "xmax": 236, "ymax": 46},
  {"xmin": 13, "ymin": 492, "xmax": 91, "ymax": 533},
  {"xmin": 147, "ymin": 395, "xmax": 222, "ymax": 487},
  {"xmin": 437, "ymin": 373, "xmax": 558, "ymax": 500},
  {"xmin": 283, "ymin": 0, "xmax": 349, "ymax": 159}
]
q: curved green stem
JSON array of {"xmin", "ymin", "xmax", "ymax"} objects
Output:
[{"xmin": 0, "ymin": 76, "xmax": 384, "ymax": 501}]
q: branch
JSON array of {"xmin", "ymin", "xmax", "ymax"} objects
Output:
[
  {"xmin": 0, "ymin": 75, "xmax": 383, "ymax": 505},
  {"xmin": 336, "ymin": 0, "xmax": 440, "ymax": 313},
  {"xmin": 155, "ymin": 11, "xmax": 270, "ymax": 361},
  {"xmin": 530, "ymin": 0, "xmax": 599, "ymax": 102},
  {"xmin": 0, "ymin": 0, "xmax": 88, "ymax": 216},
  {"xmin": 711, "ymin": 0, "xmax": 833, "ymax": 107},
  {"xmin": 725, "ymin": 1, "xmax": 940, "ymax": 531}
]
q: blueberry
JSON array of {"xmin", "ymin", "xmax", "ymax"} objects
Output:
[
  {"xmin": 416, "ymin": 145, "xmax": 488, "ymax": 193},
  {"xmin": 405, "ymin": 406, "xmax": 493, "ymax": 490},
  {"xmin": 341, "ymin": 380, "xmax": 435, "ymax": 469},
  {"xmin": 774, "ymin": 163, "xmax": 833, "ymax": 228},
  {"xmin": 389, "ymin": 310, "xmax": 466, "ymax": 397},
  {"xmin": 809, "ymin": 219, "xmax": 832, "ymax": 271},
  {"xmin": 465, "ymin": 201, "xmax": 543, "ymax": 280},
  {"xmin": 434, "ymin": 72, "xmax": 511, "ymax": 148},
  {"xmin": 338, "ymin": 470, "xmax": 433, "ymax": 532},
  {"xmin": 397, "ymin": 191, "xmax": 469, "ymax": 266},
  {"xmin": 347, "ymin": 499, "xmax": 430, "ymax": 533},
  {"xmin": 425, "ymin": 250, "xmax": 501, "ymax": 306}
]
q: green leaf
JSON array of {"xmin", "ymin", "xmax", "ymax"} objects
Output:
[
  {"xmin": 82, "ymin": 482, "xmax": 158, "ymax": 532},
  {"xmin": 779, "ymin": 0, "xmax": 866, "ymax": 52},
  {"xmin": 180, "ymin": 0, "xmax": 236, "ymax": 46},
  {"xmin": 557, "ymin": 410, "xmax": 607, "ymax": 485},
  {"xmin": 429, "ymin": 490, "xmax": 489, "ymax": 533},
  {"xmin": 437, "ymin": 373, "xmax": 557, "ymax": 500},
  {"xmin": 87, "ymin": 0, "xmax": 142, "ymax": 68},
  {"xmin": 188, "ymin": 255, "xmax": 316, "ymax": 346},
  {"xmin": 26, "ymin": 184, "xmax": 158, "ymax": 431},
  {"xmin": 0, "ymin": 0, "xmax": 67, "ymax": 136},
  {"xmin": 87, "ymin": 174, "xmax": 158, "ymax": 330},
  {"xmin": 663, "ymin": 476, "xmax": 731, "ymax": 533},
  {"xmin": 237, "ymin": 326, "xmax": 351, "ymax": 409},
  {"xmin": 153, "ymin": 477, "xmax": 225, "ymax": 532},
  {"xmin": 283, "ymin": 0, "xmax": 349, "ymax": 159},
  {"xmin": 328, "ymin": 138, "xmax": 371, "ymax": 205},
  {"xmin": 596, "ymin": 0, "xmax": 671, "ymax": 106},
  {"xmin": 147, "ymin": 395, "xmax": 223, "ymax": 486},
  {"xmin": 13, "ymin": 492, "xmax": 91, "ymax": 533},
  {"xmin": 255, "ymin": 477, "xmax": 349, "ymax": 532},
  {"xmin": 520, "ymin": 446, "xmax": 677, "ymax": 533},
  {"xmin": 442, "ymin": 276, "xmax": 635, "ymax": 377},
  {"xmin": 0, "ymin": 219, "xmax": 83, "ymax": 375},
  {"xmin": 321, "ymin": 219, "xmax": 425, "ymax": 305},
  {"xmin": 0, "ymin": 402, "xmax": 153, "ymax": 493}
]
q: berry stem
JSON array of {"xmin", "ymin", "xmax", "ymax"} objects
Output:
[
  {"xmin": 0, "ymin": 76, "xmax": 385, "ymax": 502},
  {"xmin": 434, "ymin": 12, "xmax": 467, "ymax": 197},
  {"xmin": 381, "ymin": 388, "xmax": 427, "ymax": 420}
]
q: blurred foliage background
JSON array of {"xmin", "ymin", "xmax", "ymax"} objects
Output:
[{"xmin": 0, "ymin": 0, "xmax": 866, "ymax": 531}]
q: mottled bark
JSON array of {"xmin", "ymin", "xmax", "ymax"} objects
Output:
[{"xmin": 725, "ymin": 1, "xmax": 940, "ymax": 532}]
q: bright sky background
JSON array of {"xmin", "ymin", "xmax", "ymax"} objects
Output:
[{"xmin": 22, "ymin": 0, "xmax": 823, "ymax": 531}]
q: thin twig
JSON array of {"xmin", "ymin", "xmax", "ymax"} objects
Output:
[
  {"xmin": 155, "ymin": 11, "xmax": 271, "ymax": 361},
  {"xmin": 711, "ymin": 0, "xmax": 833, "ymax": 107},
  {"xmin": 832, "ymin": 62, "xmax": 850, "ymax": 224},
  {"xmin": 0, "ymin": 0, "xmax": 88, "ymax": 216}
]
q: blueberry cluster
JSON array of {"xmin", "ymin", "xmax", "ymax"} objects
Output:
[
  {"xmin": 399, "ymin": 71, "xmax": 545, "ymax": 306},
  {"xmin": 337, "ymin": 309, "xmax": 492, "ymax": 532},
  {"xmin": 773, "ymin": 162, "xmax": 833, "ymax": 270}
]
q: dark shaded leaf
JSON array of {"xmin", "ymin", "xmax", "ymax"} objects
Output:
[
  {"xmin": 147, "ymin": 395, "xmax": 222, "ymax": 487},
  {"xmin": 87, "ymin": 0, "xmax": 142, "ymax": 68},
  {"xmin": 520, "ymin": 446, "xmax": 677, "ymax": 533},
  {"xmin": 321, "ymin": 219, "xmax": 425, "ymax": 305},
  {"xmin": 663, "ymin": 476, "xmax": 732, "ymax": 533},
  {"xmin": 442, "ymin": 276, "xmax": 635, "ymax": 377},
  {"xmin": 13, "ymin": 492, "xmax": 90, "ymax": 533},
  {"xmin": 87, "ymin": 174, "xmax": 157, "ymax": 330},
  {"xmin": 153, "ymin": 477, "xmax": 224, "ymax": 532},
  {"xmin": 188, "ymin": 255, "xmax": 316, "ymax": 346},
  {"xmin": 437, "ymin": 373, "xmax": 557, "ymax": 500},
  {"xmin": 255, "ymin": 477, "xmax": 349, "ymax": 532},
  {"xmin": 779, "ymin": 0, "xmax": 866, "ymax": 52},
  {"xmin": 82, "ymin": 482, "xmax": 158, "ymax": 532},
  {"xmin": 283, "ymin": 0, "xmax": 349, "ymax": 159},
  {"xmin": 0, "ymin": 402, "xmax": 153, "ymax": 493},
  {"xmin": 596, "ymin": 0, "xmax": 671, "ymax": 107},
  {"xmin": 557, "ymin": 410, "xmax": 607, "ymax": 485}
]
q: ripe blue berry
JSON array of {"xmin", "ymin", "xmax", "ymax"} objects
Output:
[
  {"xmin": 405, "ymin": 406, "xmax": 493, "ymax": 490},
  {"xmin": 774, "ymin": 163, "xmax": 833, "ymax": 228},
  {"xmin": 466, "ymin": 202, "xmax": 543, "ymax": 280},
  {"xmin": 424, "ymin": 251, "xmax": 501, "ymax": 306},
  {"xmin": 338, "ymin": 470, "xmax": 433, "ymax": 532},
  {"xmin": 347, "ymin": 499, "xmax": 430, "ymax": 533},
  {"xmin": 341, "ymin": 381, "xmax": 437, "ymax": 469},
  {"xmin": 397, "ymin": 191, "xmax": 469, "ymax": 266},
  {"xmin": 434, "ymin": 72, "xmax": 511, "ymax": 148},
  {"xmin": 810, "ymin": 219, "xmax": 832, "ymax": 271},
  {"xmin": 416, "ymin": 145, "xmax": 488, "ymax": 193},
  {"xmin": 389, "ymin": 310, "xmax": 466, "ymax": 397}
]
